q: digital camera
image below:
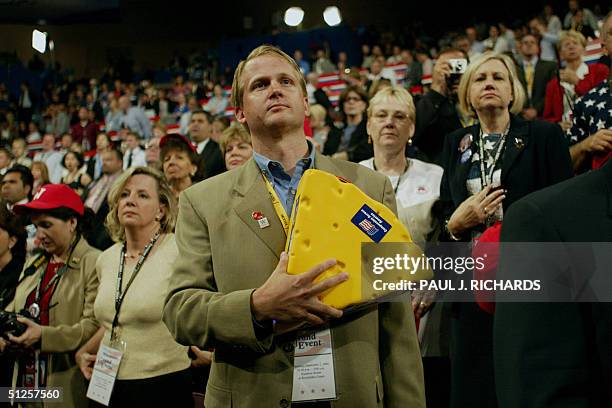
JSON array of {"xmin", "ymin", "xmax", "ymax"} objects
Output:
[{"xmin": 0, "ymin": 310, "xmax": 31, "ymax": 339}]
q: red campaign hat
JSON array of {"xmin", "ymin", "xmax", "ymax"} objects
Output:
[
  {"xmin": 14, "ymin": 184, "xmax": 85, "ymax": 216},
  {"xmin": 159, "ymin": 133, "xmax": 197, "ymax": 153}
]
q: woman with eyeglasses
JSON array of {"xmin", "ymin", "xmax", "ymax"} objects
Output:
[{"xmin": 0, "ymin": 184, "xmax": 100, "ymax": 407}]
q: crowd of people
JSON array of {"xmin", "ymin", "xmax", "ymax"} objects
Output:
[{"xmin": 0, "ymin": 1, "xmax": 610, "ymax": 407}]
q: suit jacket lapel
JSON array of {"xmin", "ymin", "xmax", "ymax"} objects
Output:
[
  {"xmin": 501, "ymin": 116, "xmax": 530, "ymax": 184},
  {"xmin": 233, "ymin": 158, "xmax": 286, "ymax": 259}
]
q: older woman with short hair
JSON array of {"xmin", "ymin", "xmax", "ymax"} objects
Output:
[
  {"xmin": 76, "ymin": 167, "xmax": 194, "ymax": 407},
  {"xmin": 441, "ymin": 52, "xmax": 573, "ymax": 407},
  {"xmin": 160, "ymin": 134, "xmax": 204, "ymax": 197},
  {"xmin": 220, "ymin": 125, "xmax": 253, "ymax": 171}
]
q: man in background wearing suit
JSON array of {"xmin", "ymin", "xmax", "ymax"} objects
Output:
[
  {"xmin": 515, "ymin": 33, "xmax": 557, "ymax": 120},
  {"xmin": 164, "ymin": 45, "xmax": 425, "ymax": 408},
  {"xmin": 494, "ymin": 158, "xmax": 612, "ymax": 407},
  {"xmin": 188, "ymin": 109, "xmax": 225, "ymax": 178}
]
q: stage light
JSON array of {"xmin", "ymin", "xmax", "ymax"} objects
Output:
[
  {"xmin": 323, "ymin": 6, "xmax": 341, "ymax": 26},
  {"xmin": 32, "ymin": 29, "xmax": 47, "ymax": 54},
  {"xmin": 284, "ymin": 7, "xmax": 304, "ymax": 27}
]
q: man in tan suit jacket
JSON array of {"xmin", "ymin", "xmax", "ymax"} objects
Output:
[{"xmin": 163, "ymin": 45, "xmax": 425, "ymax": 408}]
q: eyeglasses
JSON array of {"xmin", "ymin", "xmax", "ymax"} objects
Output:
[{"xmin": 372, "ymin": 111, "xmax": 410, "ymax": 123}]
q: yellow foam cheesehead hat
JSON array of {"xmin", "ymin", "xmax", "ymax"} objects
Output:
[{"xmin": 285, "ymin": 169, "xmax": 432, "ymax": 309}]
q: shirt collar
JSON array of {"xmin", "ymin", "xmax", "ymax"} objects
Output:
[
  {"xmin": 197, "ymin": 139, "xmax": 209, "ymax": 154},
  {"xmin": 523, "ymin": 56, "xmax": 538, "ymax": 66},
  {"xmin": 253, "ymin": 139, "xmax": 315, "ymax": 179}
]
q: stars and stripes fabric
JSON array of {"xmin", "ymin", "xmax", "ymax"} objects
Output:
[{"xmin": 567, "ymin": 80, "xmax": 612, "ymax": 146}]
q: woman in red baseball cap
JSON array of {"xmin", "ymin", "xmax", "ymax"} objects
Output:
[
  {"xmin": 0, "ymin": 184, "xmax": 100, "ymax": 407},
  {"xmin": 160, "ymin": 133, "xmax": 205, "ymax": 197}
]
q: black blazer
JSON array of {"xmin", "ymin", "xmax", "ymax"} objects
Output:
[
  {"xmin": 200, "ymin": 139, "xmax": 226, "ymax": 179},
  {"xmin": 439, "ymin": 115, "xmax": 573, "ymax": 240},
  {"xmin": 322, "ymin": 119, "xmax": 373, "ymax": 163},
  {"xmin": 413, "ymin": 89, "xmax": 463, "ymax": 165},
  {"xmin": 516, "ymin": 58, "xmax": 558, "ymax": 116},
  {"xmin": 495, "ymin": 159, "xmax": 612, "ymax": 407}
]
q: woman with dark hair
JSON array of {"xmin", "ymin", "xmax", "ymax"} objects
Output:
[
  {"xmin": 61, "ymin": 150, "xmax": 92, "ymax": 197},
  {"xmin": 0, "ymin": 206, "xmax": 27, "ymax": 395},
  {"xmin": 0, "ymin": 184, "xmax": 100, "ymax": 407},
  {"xmin": 159, "ymin": 134, "xmax": 204, "ymax": 197},
  {"xmin": 322, "ymin": 85, "xmax": 372, "ymax": 162}
]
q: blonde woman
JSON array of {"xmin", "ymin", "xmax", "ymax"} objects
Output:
[
  {"xmin": 220, "ymin": 125, "xmax": 253, "ymax": 171},
  {"xmin": 75, "ymin": 167, "xmax": 195, "ymax": 407},
  {"xmin": 440, "ymin": 52, "xmax": 573, "ymax": 407}
]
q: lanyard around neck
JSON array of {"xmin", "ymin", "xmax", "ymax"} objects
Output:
[
  {"xmin": 372, "ymin": 158, "xmax": 410, "ymax": 194},
  {"xmin": 111, "ymin": 230, "xmax": 161, "ymax": 340},
  {"xmin": 478, "ymin": 126, "xmax": 509, "ymax": 189},
  {"xmin": 261, "ymin": 173, "xmax": 290, "ymax": 235}
]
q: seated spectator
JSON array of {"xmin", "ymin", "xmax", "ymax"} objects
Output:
[
  {"xmin": 483, "ymin": 24, "xmax": 511, "ymax": 53},
  {"xmin": 368, "ymin": 78, "xmax": 392, "ymax": 99},
  {"xmin": 84, "ymin": 149, "xmax": 124, "ymax": 250},
  {"xmin": 152, "ymin": 88, "xmax": 176, "ymax": 120},
  {"xmin": 179, "ymin": 96, "xmax": 200, "ymax": 135},
  {"xmin": 71, "ymin": 107, "xmax": 97, "ymax": 151},
  {"xmin": 204, "ymin": 84, "xmax": 229, "ymax": 116},
  {"xmin": 1, "ymin": 165, "xmax": 33, "ymax": 211},
  {"xmin": 86, "ymin": 133, "xmax": 113, "ymax": 181},
  {"xmin": 59, "ymin": 132, "xmax": 74, "ymax": 153},
  {"xmin": 305, "ymin": 73, "xmax": 333, "ymax": 118},
  {"xmin": 416, "ymin": 48, "xmax": 434, "ymax": 78},
  {"xmin": 173, "ymin": 92, "xmax": 189, "ymax": 122},
  {"xmin": 122, "ymin": 132, "xmax": 147, "ymax": 170},
  {"xmin": 118, "ymin": 95, "xmax": 152, "ymax": 140},
  {"xmin": 466, "ymin": 26, "xmax": 485, "ymax": 58},
  {"xmin": 188, "ymin": 110, "xmax": 225, "ymax": 178},
  {"xmin": 220, "ymin": 125, "xmax": 253, "ymax": 170},
  {"xmin": 366, "ymin": 58, "xmax": 397, "ymax": 93},
  {"xmin": 323, "ymin": 85, "xmax": 372, "ymax": 162},
  {"xmin": 1, "ymin": 185, "xmax": 100, "ymax": 407},
  {"xmin": 160, "ymin": 134, "xmax": 203, "ymax": 198},
  {"xmin": 516, "ymin": 33, "xmax": 558, "ymax": 120},
  {"xmin": 25, "ymin": 121, "xmax": 41, "ymax": 144},
  {"xmin": 104, "ymin": 98, "xmax": 123, "ymax": 133},
  {"xmin": 31, "ymin": 161, "xmax": 50, "ymax": 194},
  {"xmin": 0, "ymin": 148, "xmax": 12, "ymax": 176},
  {"xmin": 309, "ymin": 104, "xmax": 338, "ymax": 149},
  {"xmin": 563, "ymin": 0, "xmax": 598, "ymax": 32},
  {"xmin": 75, "ymin": 167, "xmax": 193, "ymax": 407},
  {"xmin": 313, "ymin": 49, "xmax": 336, "ymax": 74},
  {"xmin": 211, "ymin": 116, "xmax": 230, "ymax": 144},
  {"xmin": 402, "ymin": 49, "xmax": 423, "ymax": 89},
  {"xmin": 34, "ymin": 134, "xmax": 64, "ymax": 183},
  {"xmin": 543, "ymin": 30, "xmax": 609, "ymax": 128},
  {"xmin": 145, "ymin": 135, "xmax": 162, "ymax": 170},
  {"xmin": 387, "ymin": 45, "xmax": 403, "ymax": 64},
  {"xmin": 568, "ymin": 8, "xmax": 596, "ymax": 39},
  {"xmin": 293, "ymin": 49, "xmax": 310, "ymax": 74},
  {"xmin": 61, "ymin": 150, "xmax": 92, "ymax": 197},
  {"xmin": 10, "ymin": 138, "xmax": 32, "ymax": 167},
  {"xmin": 152, "ymin": 122, "xmax": 167, "ymax": 139}
]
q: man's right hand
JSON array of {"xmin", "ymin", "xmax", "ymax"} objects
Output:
[
  {"xmin": 251, "ymin": 252, "xmax": 348, "ymax": 327},
  {"xmin": 431, "ymin": 60, "xmax": 451, "ymax": 96}
]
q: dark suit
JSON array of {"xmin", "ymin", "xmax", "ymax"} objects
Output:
[
  {"xmin": 516, "ymin": 58, "xmax": 557, "ymax": 117},
  {"xmin": 439, "ymin": 115, "xmax": 573, "ymax": 407},
  {"xmin": 495, "ymin": 159, "xmax": 612, "ymax": 408},
  {"xmin": 322, "ymin": 119, "xmax": 373, "ymax": 163},
  {"xmin": 413, "ymin": 90, "xmax": 463, "ymax": 165},
  {"xmin": 200, "ymin": 139, "xmax": 225, "ymax": 178}
]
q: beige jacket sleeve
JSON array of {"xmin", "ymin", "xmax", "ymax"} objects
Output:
[
  {"xmin": 163, "ymin": 190, "xmax": 273, "ymax": 353},
  {"xmin": 40, "ymin": 248, "xmax": 101, "ymax": 353}
]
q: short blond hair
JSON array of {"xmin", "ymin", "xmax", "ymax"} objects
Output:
[
  {"xmin": 231, "ymin": 45, "xmax": 307, "ymax": 110},
  {"xmin": 105, "ymin": 166, "xmax": 177, "ymax": 243},
  {"xmin": 220, "ymin": 125, "xmax": 252, "ymax": 154},
  {"xmin": 367, "ymin": 86, "xmax": 416, "ymax": 124},
  {"xmin": 458, "ymin": 52, "xmax": 526, "ymax": 118},
  {"xmin": 558, "ymin": 30, "xmax": 587, "ymax": 50},
  {"xmin": 309, "ymin": 104, "xmax": 327, "ymax": 123}
]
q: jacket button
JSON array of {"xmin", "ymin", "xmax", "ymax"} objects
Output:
[{"xmin": 279, "ymin": 398, "xmax": 290, "ymax": 408}]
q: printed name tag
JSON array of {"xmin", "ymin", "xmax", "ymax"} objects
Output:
[
  {"xmin": 86, "ymin": 344, "xmax": 123, "ymax": 406},
  {"xmin": 351, "ymin": 204, "xmax": 392, "ymax": 243},
  {"xmin": 291, "ymin": 326, "xmax": 337, "ymax": 402}
]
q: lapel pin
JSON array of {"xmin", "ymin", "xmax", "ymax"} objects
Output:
[
  {"xmin": 458, "ymin": 133, "xmax": 473, "ymax": 153},
  {"xmin": 514, "ymin": 137, "xmax": 525, "ymax": 149},
  {"xmin": 252, "ymin": 211, "xmax": 270, "ymax": 229}
]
